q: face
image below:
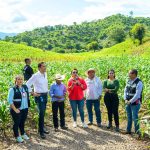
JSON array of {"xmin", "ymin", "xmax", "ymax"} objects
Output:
[
  {"xmin": 128, "ymin": 70, "xmax": 136, "ymax": 79},
  {"xmin": 56, "ymin": 80, "xmax": 62, "ymax": 84},
  {"xmin": 88, "ymin": 71, "xmax": 95, "ymax": 78},
  {"xmin": 39, "ymin": 63, "xmax": 46, "ymax": 73},
  {"xmin": 15, "ymin": 77, "xmax": 23, "ymax": 86},
  {"xmin": 72, "ymin": 70, "xmax": 78, "ymax": 78},
  {"xmin": 28, "ymin": 59, "xmax": 31, "ymax": 65},
  {"xmin": 108, "ymin": 71, "xmax": 115, "ymax": 78}
]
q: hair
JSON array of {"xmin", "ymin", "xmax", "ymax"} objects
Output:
[
  {"xmin": 38, "ymin": 62, "xmax": 45, "ymax": 69},
  {"xmin": 107, "ymin": 69, "xmax": 115, "ymax": 79},
  {"xmin": 14, "ymin": 75, "xmax": 24, "ymax": 84},
  {"xmin": 130, "ymin": 69, "xmax": 138, "ymax": 76},
  {"xmin": 24, "ymin": 58, "xmax": 30, "ymax": 64},
  {"xmin": 71, "ymin": 68, "xmax": 78, "ymax": 74}
]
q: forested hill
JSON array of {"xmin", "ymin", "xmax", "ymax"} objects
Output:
[{"xmin": 4, "ymin": 14, "xmax": 150, "ymax": 53}]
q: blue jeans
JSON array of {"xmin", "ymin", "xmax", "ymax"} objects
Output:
[
  {"xmin": 126, "ymin": 104, "xmax": 141, "ymax": 134},
  {"xmin": 86, "ymin": 100, "xmax": 101, "ymax": 124},
  {"xmin": 70, "ymin": 100, "xmax": 84, "ymax": 122},
  {"xmin": 35, "ymin": 94, "xmax": 47, "ymax": 134}
]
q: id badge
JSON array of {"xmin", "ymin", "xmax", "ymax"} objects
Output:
[{"xmin": 22, "ymin": 92, "xmax": 26, "ymax": 97}]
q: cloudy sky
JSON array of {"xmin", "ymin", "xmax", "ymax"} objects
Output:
[{"xmin": 0, "ymin": 0, "xmax": 150, "ymax": 33}]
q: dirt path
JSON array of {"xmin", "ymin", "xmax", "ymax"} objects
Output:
[{"xmin": 1, "ymin": 120, "xmax": 149, "ymax": 150}]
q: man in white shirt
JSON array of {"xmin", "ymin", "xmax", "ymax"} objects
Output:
[
  {"xmin": 26, "ymin": 62, "xmax": 49, "ymax": 139},
  {"xmin": 85, "ymin": 68, "xmax": 102, "ymax": 127}
]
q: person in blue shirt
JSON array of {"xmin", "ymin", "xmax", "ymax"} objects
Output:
[
  {"xmin": 8, "ymin": 75, "xmax": 30, "ymax": 143},
  {"xmin": 49, "ymin": 74, "xmax": 68, "ymax": 131},
  {"xmin": 124, "ymin": 69, "xmax": 143, "ymax": 135}
]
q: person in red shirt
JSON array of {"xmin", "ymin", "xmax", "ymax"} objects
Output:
[{"xmin": 68, "ymin": 68, "xmax": 88, "ymax": 128}]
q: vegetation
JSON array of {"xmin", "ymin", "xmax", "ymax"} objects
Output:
[
  {"xmin": 3, "ymin": 14, "xmax": 150, "ymax": 53},
  {"xmin": 0, "ymin": 38, "xmax": 150, "ymax": 136}
]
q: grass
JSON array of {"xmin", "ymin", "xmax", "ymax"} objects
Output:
[{"xmin": 0, "ymin": 38, "xmax": 150, "ymax": 62}]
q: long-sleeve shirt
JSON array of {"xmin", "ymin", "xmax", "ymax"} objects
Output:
[
  {"xmin": 124, "ymin": 78, "xmax": 143, "ymax": 104},
  {"xmin": 8, "ymin": 87, "xmax": 28, "ymax": 110},
  {"xmin": 50, "ymin": 82, "xmax": 67, "ymax": 102},
  {"xmin": 85, "ymin": 76, "xmax": 102, "ymax": 100},
  {"xmin": 23, "ymin": 65, "xmax": 34, "ymax": 81},
  {"xmin": 26, "ymin": 71, "xmax": 48, "ymax": 93},
  {"xmin": 103, "ymin": 79, "xmax": 119, "ymax": 93},
  {"xmin": 67, "ymin": 77, "xmax": 87, "ymax": 100}
]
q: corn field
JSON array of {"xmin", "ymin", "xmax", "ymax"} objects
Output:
[{"xmin": 0, "ymin": 56, "xmax": 150, "ymax": 136}]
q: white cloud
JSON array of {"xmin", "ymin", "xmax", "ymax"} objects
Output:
[{"xmin": 0, "ymin": 0, "xmax": 150, "ymax": 33}]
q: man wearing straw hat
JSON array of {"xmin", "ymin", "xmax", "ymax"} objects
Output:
[
  {"xmin": 85, "ymin": 68, "xmax": 102, "ymax": 127},
  {"xmin": 50, "ymin": 74, "xmax": 68, "ymax": 132}
]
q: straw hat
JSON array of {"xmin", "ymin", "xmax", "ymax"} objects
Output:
[
  {"xmin": 86, "ymin": 68, "xmax": 96, "ymax": 74},
  {"xmin": 55, "ymin": 74, "xmax": 65, "ymax": 80}
]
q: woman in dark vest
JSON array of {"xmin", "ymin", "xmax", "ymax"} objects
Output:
[
  {"xmin": 103, "ymin": 69, "xmax": 120, "ymax": 132},
  {"xmin": 8, "ymin": 75, "xmax": 30, "ymax": 143}
]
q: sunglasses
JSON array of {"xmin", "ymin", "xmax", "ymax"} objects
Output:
[{"xmin": 72, "ymin": 71, "xmax": 78, "ymax": 74}]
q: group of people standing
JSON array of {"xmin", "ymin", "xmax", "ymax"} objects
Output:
[{"xmin": 7, "ymin": 58, "xmax": 143, "ymax": 143}]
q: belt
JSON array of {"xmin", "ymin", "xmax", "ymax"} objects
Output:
[{"xmin": 37, "ymin": 92, "xmax": 48, "ymax": 95}]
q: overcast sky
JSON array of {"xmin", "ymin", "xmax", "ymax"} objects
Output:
[{"xmin": 0, "ymin": 0, "xmax": 150, "ymax": 33}]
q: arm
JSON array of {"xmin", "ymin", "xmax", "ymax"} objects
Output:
[
  {"xmin": 98, "ymin": 78, "xmax": 102, "ymax": 97},
  {"xmin": 8, "ymin": 88, "xmax": 20, "ymax": 113},
  {"xmin": 63, "ymin": 85, "xmax": 67, "ymax": 96},
  {"xmin": 103, "ymin": 80, "xmax": 109, "ymax": 93},
  {"xmin": 129, "ymin": 81, "xmax": 143, "ymax": 104},
  {"xmin": 80, "ymin": 79, "xmax": 87, "ymax": 90},
  {"xmin": 49, "ymin": 85, "xmax": 54, "ymax": 98},
  {"xmin": 67, "ymin": 79, "xmax": 75, "ymax": 92},
  {"xmin": 26, "ymin": 74, "xmax": 36, "ymax": 92}
]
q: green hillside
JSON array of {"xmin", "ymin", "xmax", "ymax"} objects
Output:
[
  {"xmin": 0, "ymin": 39, "xmax": 150, "ymax": 62},
  {"xmin": 3, "ymin": 14, "xmax": 150, "ymax": 53}
]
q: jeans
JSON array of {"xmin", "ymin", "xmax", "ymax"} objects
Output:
[
  {"xmin": 10, "ymin": 108, "xmax": 28, "ymax": 137},
  {"xmin": 86, "ymin": 100, "xmax": 101, "ymax": 124},
  {"xmin": 35, "ymin": 94, "xmax": 47, "ymax": 134},
  {"xmin": 52, "ymin": 101, "xmax": 65, "ymax": 128},
  {"xmin": 104, "ymin": 93, "xmax": 119, "ymax": 127},
  {"xmin": 70, "ymin": 99, "xmax": 84, "ymax": 122},
  {"xmin": 126, "ymin": 103, "xmax": 141, "ymax": 134}
]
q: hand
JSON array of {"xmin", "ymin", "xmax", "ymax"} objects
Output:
[
  {"xmin": 98, "ymin": 95, "xmax": 102, "ymax": 100},
  {"xmin": 125, "ymin": 100, "xmax": 128, "ymax": 104},
  {"xmin": 127, "ymin": 101, "xmax": 131, "ymax": 105},
  {"xmin": 76, "ymin": 80, "xmax": 81, "ymax": 85},
  {"xmin": 15, "ymin": 109, "xmax": 20, "ymax": 113},
  {"xmin": 104, "ymin": 88, "xmax": 109, "ymax": 92},
  {"xmin": 32, "ymin": 92, "xmax": 41, "ymax": 97}
]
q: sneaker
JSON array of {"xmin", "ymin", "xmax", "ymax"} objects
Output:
[
  {"xmin": 97, "ymin": 123, "xmax": 102, "ymax": 127},
  {"xmin": 73, "ymin": 122, "xmax": 77, "ymax": 128},
  {"xmin": 87, "ymin": 122, "xmax": 93, "ymax": 125},
  {"xmin": 22, "ymin": 134, "xmax": 30, "ymax": 140},
  {"xmin": 40, "ymin": 133, "xmax": 46, "ymax": 139},
  {"xmin": 61, "ymin": 126, "xmax": 68, "ymax": 130},
  {"xmin": 107, "ymin": 123, "xmax": 112, "ymax": 129},
  {"xmin": 82, "ymin": 122, "xmax": 88, "ymax": 128},
  {"xmin": 54, "ymin": 128, "xmax": 59, "ymax": 132},
  {"xmin": 115, "ymin": 127, "xmax": 120, "ymax": 132},
  {"xmin": 16, "ymin": 136, "xmax": 24, "ymax": 143}
]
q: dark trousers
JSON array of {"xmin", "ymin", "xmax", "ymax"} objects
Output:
[
  {"xmin": 52, "ymin": 101, "xmax": 65, "ymax": 128},
  {"xmin": 86, "ymin": 100, "xmax": 101, "ymax": 124},
  {"xmin": 104, "ymin": 93, "xmax": 119, "ymax": 127},
  {"xmin": 10, "ymin": 108, "xmax": 28, "ymax": 137},
  {"xmin": 35, "ymin": 94, "xmax": 47, "ymax": 134}
]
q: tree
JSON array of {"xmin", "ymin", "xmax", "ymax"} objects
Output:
[
  {"xmin": 87, "ymin": 41, "xmax": 99, "ymax": 52},
  {"xmin": 108, "ymin": 26, "xmax": 126, "ymax": 43},
  {"xmin": 130, "ymin": 24, "xmax": 145, "ymax": 44}
]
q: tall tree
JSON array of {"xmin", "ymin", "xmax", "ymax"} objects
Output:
[{"xmin": 130, "ymin": 23, "xmax": 145, "ymax": 44}]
